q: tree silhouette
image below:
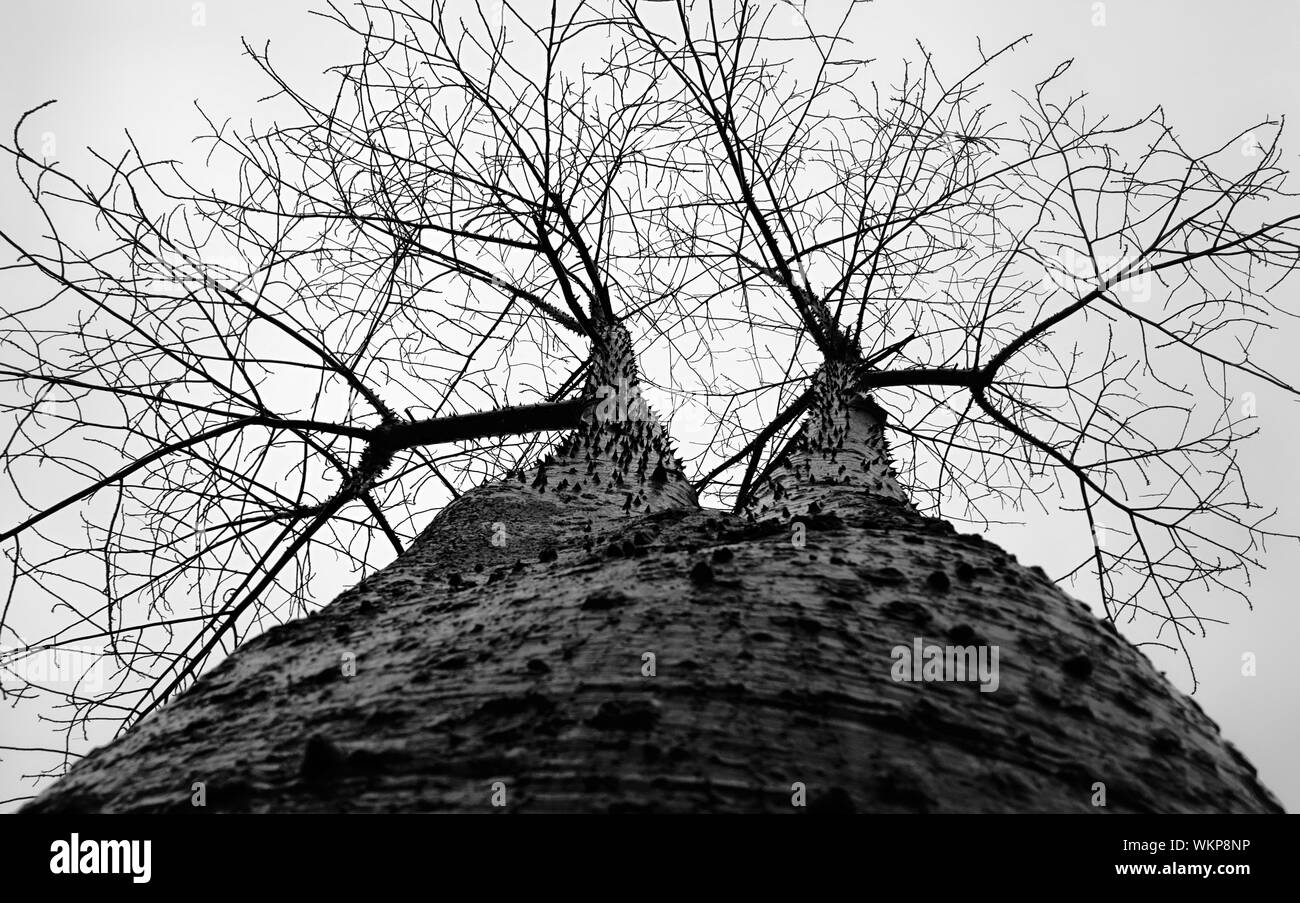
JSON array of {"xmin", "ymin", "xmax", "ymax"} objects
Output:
[{"xmin": 2, "ymin": 0, "xmax": 1296, "ymax": 809}]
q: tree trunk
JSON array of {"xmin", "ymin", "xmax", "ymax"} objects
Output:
[{"xmin": 24, "ymin": 349, "xmax": 1282, "ymax": 813}]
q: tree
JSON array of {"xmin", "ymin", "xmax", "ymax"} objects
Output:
[{"xmin": 4, "ymin": 0, "xmax": 1292, "ymax": 812}]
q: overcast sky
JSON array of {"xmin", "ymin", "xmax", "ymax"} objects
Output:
[{"xmin": 2, "ymin": 0, "xmax": 1298, "ymax": 813}]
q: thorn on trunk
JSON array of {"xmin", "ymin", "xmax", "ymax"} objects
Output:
[
  {"xmin": 300, "ymin": 735, "xmax": 343, "ymax": 783},
  {"xmin": 1063, "ymin": 654, "xmax": 1094, "ymax": 680},
  {"xmin": 689, "ymin": 560, "xmax": 715, "ymax": 585},
  {"xmin": 947, "ymin": 623, "xmax": 977, "ymax": 644}
]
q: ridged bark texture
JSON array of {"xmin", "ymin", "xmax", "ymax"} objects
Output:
[{"xmin": 23, "ymin": 352, "xmax": 1282, "ymax": 813}]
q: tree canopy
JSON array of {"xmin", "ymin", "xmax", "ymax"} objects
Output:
[{"xmin": 3, "ymin": 0, "xmax": 1298, "ymax": 774}]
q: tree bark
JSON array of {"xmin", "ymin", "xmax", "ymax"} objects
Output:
[{"xmin": 24, "ymin": 350, "xmax": 1282, "ymax": 813}]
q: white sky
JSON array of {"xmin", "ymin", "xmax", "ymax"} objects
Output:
[{"xmin": 2, "ymin": 0, "xmax": 1297, "ymax": 812}]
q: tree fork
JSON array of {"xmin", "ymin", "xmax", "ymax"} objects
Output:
[{"xmin": 22, "ymin": 348, "xmax": 1281, "ymax": 814}]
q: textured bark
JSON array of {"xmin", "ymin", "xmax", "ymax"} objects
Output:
[{"xmin": 23, "ymin": 348, "xmax": 1282, "ymax": 814}]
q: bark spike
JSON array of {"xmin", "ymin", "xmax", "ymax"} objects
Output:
[{"xmin": 746, "ymin": 360, "xmax": 911, "ymax": 521}]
